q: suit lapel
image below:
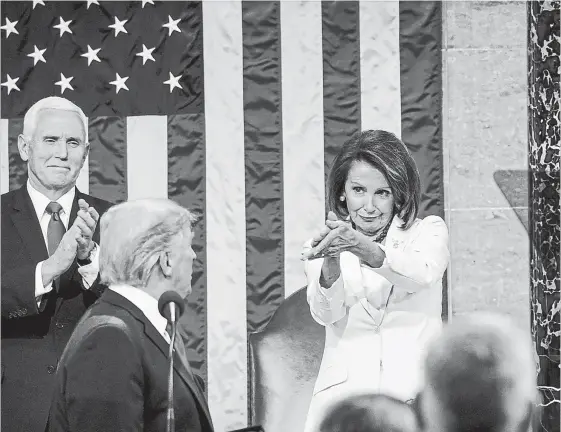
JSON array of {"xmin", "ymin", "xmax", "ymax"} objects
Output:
[
  {"xmin": 10, "ymin": 186, "xmax": 49, "ymax": 264},
  {"xmin": 69, "ymin": 189, "xmax": 80, "ymax": 228},
  {"xmin": 102, "ymin": 290, "xmax": 213, "ymax": 428},
  {"xmin": 145, "ymin": 323, "xmax": 213, "ymax": 427}
]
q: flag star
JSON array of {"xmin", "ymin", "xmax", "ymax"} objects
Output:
[
  {"xmin": 86, "ymin": 0, "xmax": 99, "ymax": 8},
  {"xmin": 32, "ymin": 0, "xmax": 45, "ymax": 9},
  {"xmin": 55, "ymin": 73, "xmax": 74, "ymax": 94},
  {"xmin": 81, "ymin": 45, "xmax": 101, "ymax": 66},
  {"xmin": 163, "ymin": 72, "xmax": 182, "ymax": 93},
  {"xmin": 141, "ymin": 0, "xmax": 154, "ymax": 7},
  {"xmin": 162, "ymin": 15, "xmax": 181, "ymax": 36},
  {"xmin": 108, "ymin": 16, "xmax": 128, "ymax": 37},
  {"xmin": 1, "ymin": 74, "xmax": 20, "ymax": 95},
  {"xmin": 1, "ymin": 18, "xmax": 19, "ymax": 38},
  {"xmin": 27, "ymin": 45, "xmax": 47, "ymax": 66},
  {"xmin": 53, "ymin": 17, "xmax": 73, "ymax": 37},
  {"xmin": 109, "ymin": 73, "xmax": 129, "ymax": 93},
  {"xmin": 136, "ymin": 44, "xmax": 155, "ymax": 65}
]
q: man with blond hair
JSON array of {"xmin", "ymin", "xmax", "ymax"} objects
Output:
[
  {"xmin": 1, "ymin": 96, "xmax": 112, "ymax": 432},
  {"xmin": 418, "ymin": 313, "xmax": 539, "ymax": 432},
  {"xmin": 49, "ymin": 199, "xmax": 214, "ymax": 432}
]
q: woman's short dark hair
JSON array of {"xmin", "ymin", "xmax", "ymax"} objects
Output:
[{"xmin": 327, "ymin": 130, "xmax": 421, "ymax": 229}]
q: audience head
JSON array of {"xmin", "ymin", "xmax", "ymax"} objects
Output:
[
  {"xmin": 319, "ymin": 393, "xmax": 419, "ymax": 432},
  {"xmin": 420, "ymin": 313, "xmax": 538, "ymax": 432},
  {"xmin": 99, "ymin": 199, "xmax": 197, "ymax": 300},
  {"xmin": 18, "ymin": 96, "xmax": 89, "ymax": 198},
  {"xmin": 327, "ymin": 130, "xmax": 421, "ymax": 234}
]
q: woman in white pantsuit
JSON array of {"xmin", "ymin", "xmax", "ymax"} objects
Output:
[{"xmin": 301, "ymin": 130, "xmax": 449, "ymax": 432}]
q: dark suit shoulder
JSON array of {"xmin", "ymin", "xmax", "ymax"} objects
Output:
[
  {"xmin": 1, "ymin": 188, "xmax": 18, "ymax": 202},
  {"xmin": 1, "ymin": 187, "xmax": 24, "ymax": 211},
  {"xmin": 64, "ymin": 300, "xmax": 143, "ymax": 358},
  {"xmin": 77, "ymin": 192, "xmax": 113, "ymax": 214},
  {"xmin": 87, "ymin": 296, "xmax": 144, "ymax": 337}
]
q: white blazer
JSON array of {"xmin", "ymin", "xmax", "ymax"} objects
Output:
[{"xmin": 304, "ymin": 215, "xmax": 449, "ymax": 429}]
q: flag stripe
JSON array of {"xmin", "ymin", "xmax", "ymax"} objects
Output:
[
  {"xmin": 243, "ymin": 1, "xmax": 285, "ymax": 334},
  {"xmin": 359, "ymin": 1, "xmax": 402, "ymax": 137},
  {"xmin": 168, "ymin": 113, "xmax": 207, "ymax": 379},
  {"xmin": 399, "ymin": 1, "xmax": 444, "ymax": 218},
  {"xmin": 8, "ymin": 119, "xmax": 25, "ymax": 191},
  {"xmin": 280, "ymin": 1, "xmax": 325, "ymax": 297},
  {"xmin": 1, "ymin": 119, "xmax": 10, "ymax": 194},
  {"xmin": 88, "ymin": 117, "xmax": 127, "ymax": 204},
  {"xmin": 202, "ymin": 1, "xmax": 248, "ymax": 429},
  {"xmin": 166, "ymin": 2, "xmax": 207, "ymax": 381},
  {"xmin": 322, "ymin": 1, "xmax": 361, "ymax": 183},
  {"xmin": 126, "ymin": 116, "xmax": 168, "ymax": 200},
  {"xmin": 398, "ymin": 1, "xmax": 447, "ymax": 317}
]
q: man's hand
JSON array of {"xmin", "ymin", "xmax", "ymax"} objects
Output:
[
  {"xmin": 75, "ymin": 199, "xmax": 99, "ymax": 260},
  {"xmin": 42, "ymin": 225, "xmax": 81, "ymax": 286}
]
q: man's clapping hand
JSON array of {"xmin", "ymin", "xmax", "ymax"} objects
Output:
[
  {"xmin": 75, "ymin": 199, "xmax": 99, "ymax": 260},
  {"xmin": 41, "ymin": 200, "xmax": 100, "ymax": 286}
]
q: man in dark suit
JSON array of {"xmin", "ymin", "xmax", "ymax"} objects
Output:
[
  {"xmin": 49, "ymin": 199, "xmax": 214, "ymax": 432},
  {"xmin": 1, "ymin": 96, "xmax": 112, "ymax": 432}
]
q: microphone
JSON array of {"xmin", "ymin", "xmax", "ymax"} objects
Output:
[
  {"xmin": 158, "ymin": 291, "xmax": 185, "ymax": 432},
  {"xmin": 158, "ymin": 290, "xmax": 185, "ymax": 323}
]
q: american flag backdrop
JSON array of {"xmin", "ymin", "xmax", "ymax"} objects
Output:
[{"xmin": 0, "ymin": 1, "xmax": 444, "ymax": 430}]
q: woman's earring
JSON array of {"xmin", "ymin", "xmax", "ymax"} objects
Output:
[{"xmin": 340, "ymin": 196, "xmax": 345, "ymax": 201}]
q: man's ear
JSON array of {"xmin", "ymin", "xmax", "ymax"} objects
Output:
[
  {"xmin": 18, "ymin": 134, "xmax": 30, "ymax": 162},
  {"xmin": 157, "ymin": 251, "xmax": 172, "ymax": 278}
]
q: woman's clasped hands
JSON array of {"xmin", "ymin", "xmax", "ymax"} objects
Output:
[{"xmin": 301, "ymin": 211, "xmax": 362, "ymax": 261}]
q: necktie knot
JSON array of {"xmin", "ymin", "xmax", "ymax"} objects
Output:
[{"xmin": 46, "ymin": 202, "xmax": 63, "ymax": 221}]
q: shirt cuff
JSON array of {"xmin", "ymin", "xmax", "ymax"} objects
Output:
[
  {"xmin": 77, "ymin": 243, "xmax": 100, "ymax": 290},
  {"xmin": 35, "ymin": 261, "xmax": 54, "ymax": 306}
]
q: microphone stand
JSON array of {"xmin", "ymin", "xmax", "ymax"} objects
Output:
[{"xmin": 166, "ymin": 309, "xmax": 176, "ymax": 432}]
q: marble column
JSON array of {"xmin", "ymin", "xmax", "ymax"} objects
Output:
[{"xmin": 527, "ymin": 1, "xmax": 560, "ymax": 430}]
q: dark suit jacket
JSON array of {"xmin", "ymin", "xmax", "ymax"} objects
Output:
[
  {"xmin": 1, "ymin": 185, "xmax": 112, "ymax": 432},
  {"xmin": 49, "ymin": 289, "xmax": 214, "ymax": 432}
]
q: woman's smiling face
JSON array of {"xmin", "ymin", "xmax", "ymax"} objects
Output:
[{"xmin": 342, "ymin": 160, "xmax": 395, "ymax": 236}]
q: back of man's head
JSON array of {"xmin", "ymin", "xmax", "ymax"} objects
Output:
[
  {"xmin": 319, "ymin": 393, "xmax": 419, "ymax": 432},
  {"xmin": 99, "ymin": 198, "xmax": 196, "ymax": 288},
  {"xmin": 421, "ymin": 313, "xmax": 537, "ymax": 432}
]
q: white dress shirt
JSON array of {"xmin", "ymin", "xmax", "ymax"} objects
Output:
[
  {"xmin": 27, "ymin": 180, "xmax": 99, "ymax": 304},
  {"xmin": 109, "ymin": 284, "xmax": 170, "ymax": 344}
]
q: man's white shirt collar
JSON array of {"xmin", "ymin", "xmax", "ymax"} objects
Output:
[
  {"xmin": 27, "ymin": 180, "xmax": 75, "ymax": 227},
  {"xmin": 109, "ymin": 284, "xmax": 170, "ymax": 343}
]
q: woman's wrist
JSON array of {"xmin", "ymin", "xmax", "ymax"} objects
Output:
[
  {"xmin": 319, "ymin": 256, "xmax": 341, "ymax": 288},
  {"xmin": 353, "ymin": 236, "xmax": 385, "ymax": 268}
]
